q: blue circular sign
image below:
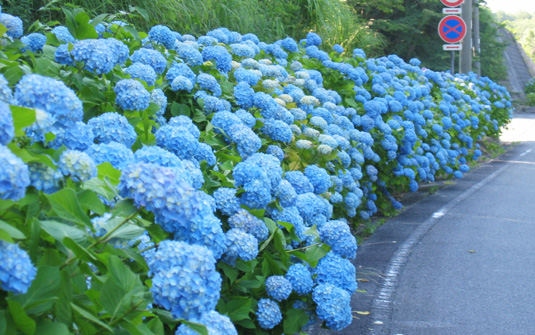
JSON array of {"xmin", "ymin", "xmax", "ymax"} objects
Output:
[{"xmin": 438, "ymin": 15, "xmax": 467, "ymax": 44}]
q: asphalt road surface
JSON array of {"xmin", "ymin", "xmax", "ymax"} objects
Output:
[{"xmin": 314, "ymin": 113, "xmax": 535, "ymax": 335}]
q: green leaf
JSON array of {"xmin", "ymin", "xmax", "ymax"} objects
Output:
[
  {"xmin": 177, "ymin": 320, "xmax": 208, "ymax": 335},
  {"xmin": 0, "ymin": 23, "xmax": 7, "ymax": 37},
  {"xmin": 71, "ymin": 303, "xmax": 113, "ymax": 332},
  {"xmin": 13, "ymin": 265, "xmax": 60, "ymax": 314},
  {"xmin": 77, "ymin": 189, "xmax": 106, "ymax": 215},
  {"xmin": 0, "ymin": 229, "xmax": 13, "ymax": 243},
  {"xmin": 6, "ymin": 145, "xmax": 55, "ymax": 168},
  {"xmin": 224, "ymin": 297, "xmax": 252, "ymax": 322},
  {"xmin": 40, "ymin": 220, "xmax": 87, "ymax": 244},
  {"xmin": 54, "ymin": 269, "xmax": 73, "ymax": 325},
  {"xmin": 305, "ymin": 244, "xmax": 328, "ymax": 268},
  {"xmin": 63, "ymin": 237, "xmax": 99, "ymax": 263},
  {"xmin": 283, "ymin": 309, "xmax": 309, "ymax": 334},
  {"xmin": 73, "ymin": 11, "xmax": 98, "ymax": 39},
  {"xmin": 10, "ymin": 105, "xmax": 36, "ymax": 136},
  {"xmin": 0, "ymin": 219, "xmax": 26, "ymax": 239},
  {"xmin": 218, "ymin": 262, "xmax": 239, "ymax": 283},
  {"xmin": 146, "ymin": 318, "xmax": 164, "ymax": 335},
  {"xmin": 7, "ymin": 300, "xmax": 36, "ymax": 335},
  {"xmin": 45, "ymin": 188, "xmax": 91, "ymax": 227},
  {"xmin": 35, "ymin": 319, "xmax": 69, "ymax": 335},
  {"xmin": 97, "ymin": 161, "xmax": 121, "ymax": 185},
  {"xmin": 111, "ymin": 199, "xmax": 138, "ymax": 218}
]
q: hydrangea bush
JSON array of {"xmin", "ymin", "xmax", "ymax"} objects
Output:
[{"xmin": 0, "ymin": 5, "xmax": 512, "ymax": 335}]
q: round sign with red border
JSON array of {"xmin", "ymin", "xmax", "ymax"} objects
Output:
[
  {"xmin": 441, "ymin": 0, "xmax": 464, "ymax": 7},
  {"xmin": 438, "ymin": 15, "xmax": 466, "ymax": 44}
]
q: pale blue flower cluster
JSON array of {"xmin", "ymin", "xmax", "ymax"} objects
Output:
[
  {"xmin": 51, "ymin": 26, "xmax": 75, "ymax": 43},
  {"xmin": 265, "ymin": 275, "xmax": 292, "ymax": 301},
  {"xmin": 318, "ymin": 220, "xmax": 357, "ymax": 259},
  {"xmin": 131, "ymin": 48, "xmax": 167, "ymax": 74},
  {"xmin": 213, "ymin": 187, "xmax": 241, "ymax": 216},
  {"xmin": 256, "ymin": 298, "xmax": 282, "ymax": 329},
  {"xmin": 0, "ymin": 241, "xmax": 36, "ymax": 294},
  {"xmin": 28, "ymin": 162, "xmax": 62, "ymax": 194},
  {"xmin": 228, "ymin": 209, "xmax": 269, "ymax": 242},
  {"xmin": 285, "ymin": 263, "xmax": 313, "ymax": 295},
  {"xmin": 0, "ymin": 13, "xmax": 23, "ymax": 38},
  {"xmin": 85, "ymin": 142, "xmax": 134, "ymax": 170},
  {"xmin": 145, "ymin": 240, "xmax": 221, "ymax": 320},
  {"xmin": 114, "ymin": 79, "xmax": 151, "ymax": 111},
  {"xmin": 0, "ymin": 145, "xmax": 30, "ymax": 200},
  {"xmin": 312, "ymin": 284, "xmax": 352, "ymax": 331},
  {"xmin": 14, "ymin": 74, "xmax": 83, "ymax": 127},
  {"xmin": 314, "ymin": 252, "xmax": 357, "ymax": 294},
  {"xmin": 21, "ymin": 33, "xmax": 47, "ymax": 52},
  {"xmin": 71, "ymin": 39, "xmax": 128, "ymax": 74},
  {"xmin": 223, "ymin": 228, "xmax": 258, "ymax": 265},
  {"xmin": 175, "ymin": 310, "xmax": 237, "ymax": 335},
  {"xmin": 58, "ymin": 150, "xmax": 97, "ymax": 182},
  {"xmin": 148, "ymin": 25, "xmax": 176, "ymax": 49},
  {"xmin": 0, "ymin": 101, "xmax": 14, "ymax": 145},
  {"xmin": 125, "ymin": 62, "xmax": 157, "ymax": 86},
  {"xmin": 88, "ymin": 112, "xmax": 137, "ymax": 148}
]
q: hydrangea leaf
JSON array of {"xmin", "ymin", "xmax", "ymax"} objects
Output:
[
  {"xmin": 7, "ymin": 300, "xmax": 36, "ymax": 335},
  {"xmin": 45, "ymin": 188, "xmax": 91, "ymax": 228},
  {"xmin": 0, "ymin": 219, "xmax": 26, "ymax": 240},
  {"xmin": 40, "ymin": 220, "xmax": 87, "ymax": 244},
  {"xmin": 283, "ymin": 308, "xmax": 309, "ymax": 335},
  {"xmin": 9, "ymin": 105, "xmax": 35, "ymax": 137},
  {"xmin": 12, "ymin": 265, "xmax": 60, "ymax": 315}
]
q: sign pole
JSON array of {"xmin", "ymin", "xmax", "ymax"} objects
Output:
[
  {"xmin": 460, "ymin": 0, "xmax": 472, "ymax": 73},
  {"xmin": 451, "ymin": 51, "xmax": 455, "ymax": 75}
]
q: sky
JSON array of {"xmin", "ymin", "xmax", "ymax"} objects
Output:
[{"xmin": 484, "ymin": 0, "xmax": 535, "ymax": 14}]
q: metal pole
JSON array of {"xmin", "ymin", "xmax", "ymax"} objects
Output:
[
  {"xmin": 460, "ymin": 0, "xmax": 473, "ymax": 73},
  {"xmin": 451, "ymin": 51, "xmax": 455, "ymax": 75},
  {"xmin": 473, "ymin": 0, "xmax": 481, "ymax": 76}
]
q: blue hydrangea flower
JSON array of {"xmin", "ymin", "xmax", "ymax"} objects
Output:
[
  {"xmin": 196, "ymin": 73, "xmax": 222, "ymax": 96},
  {"xmin": 286, "ymin": 263, "xmax": 313, "ymax": 295},
  {"xmin": 88, "ymin": 112, "xmax": 137, "ymax": 148},
  {"xmin": 223, "ymin": 228, "xmax": 259, "ymax": 265},
  {"xmin": 14, "ymin": 74, "xmax": 83, "ymax": 127},
  {"xmin": 58, "ymin": 150, "xmax": 97, "ymax": 182},
  {"xmin": 133, "ymin": 145, "xmax": 183, "ymax": 167},
  {"xmin": 0, "ymin": 101, "xmax": 14, "ymax": 145},
  {"xmin": 333, "ymin": 44, "xmax": 344, "ymax": 53},
  {"xmin": 85, "ymin": 142, "xmax": 134, "ymax": 170},
  {"xmin": 0, "ymin": 241, "xmax": 36, "ymax": 294},
  {"xmin": 49, "ymin": 121, "xmax": 94, "ymax": 151},
  {"xmin": 266, "ymin": 145, "xmax": 284, "ymax": 161},
  {"xmin": 173, "ymin": 212, "xmax": 227, "ymax": 260},
  {"xmin": 0, "ymin": 13, "xmax": 23, "ymax": 38},
  {"xmin": 125, "ymin": 62, "xmax": 157, "ymax": 86},
  {"xmin": 70, "ymin": 39, "xmax": 120, "ymax": 74},
  {"xmin": 213, "ymin": 187, "xmax": 241, "ymax": 216},
  {"xmin": 194, "ymin": 142, "xmax": 216, "ymax": 166},
  {"xmin": 273, "ymin": 206, "xmax": 306, "ymax": 241},
  {"xmin": 21, "ymin": 33, "xmax": 47, "ymax": 52},
  {"xmin": 305, "ymin": 32, "xmax": 322, "ymax": 46},
  {"xmin": 55, "ymin": 44, "xmax": 74, "ymax": 65},
  {"xmin": 315, "ymin": 252, "xmax": 357, "ymax": 294},
  {"xmin": 274, "ymin": 180, "xmax": 297, "ymax": 207},
  {"xmin": 265, "ymin": 275, "xmax": 292, "ymax": 302},
  {"xmin": 261, "ymin": 119, "xmax": 293, "ymax": 143},
  {"xmin": 235, "ymin": 109, "xmax": 256, "ymax": 128},
  {"xmin": 114, "ymin": 79, "xmax": 151, "ymax": 111},
  {"xmin": 146, "ymin": 240, "xmax": 221, "ymax": 320},
  {"xmin": 166, "ymin": 62, "xmax": 196, "ymax": 83},
  {"xmin": 175, "ymin": 42, "xmax": 203, "ymax": 67},
  {"xmin": 227, "ymin": 124, "xmax": 262, "ymax": 158},
  {"xmin": 51, "ymin": 26, "xmax": 75, "ymax": 43},
  {"xmin": 318, "ymin": 220, "xmax": 357, "ymax": 259},
  {"xmin": 148, "ymin": 25, "xmax": 176, "ymax": 49},
  {"xmin": 175, "ymin": 310, "xmax": 237, "ymax": 335},
  {"xmin": 284, "ymin": 171, "xmax": 314, "ymax": 194},
  {"xmin": 167, "ymin": 115, "xmax": 201, "ymax": 138},
  {"xmin": 233, "ymin": 67, "xmax": 261, "ymax": 86},
  {"xmin": 229, "ymin": 209, "xmax": 269, "ymax": 242},
  {"xmin": 304, "ymin": 165, "xmax": 332, "ymax": 194},
  {"xmin": 233, "ymin": 81, "xmax": 254, "ymax": 109},
  {"xmin": 211, "ymin": 110, "xmax": 242, "ymax": 133},
  {"xmin": 202, "ymin": 45, "xmax": 233, "ymax": 73},
  {"xmin": 256, "ymin": 298, "xmax": 282, "ymax": 330},
  {"xmin": 0, "ymin": 74, "xmax": 12, "ymax": 103},
  {"xmin": 295, "ymin": 192, "xmax": 328, "ymax": 226},
  {"xmin": 155, "ymin": 125, "xmax": 199, "ymax": 160},
  {"xmin": 28, "ymin": 162, "xmax": 62, "ymax": 194},
  {"xmin": 130, "ymin": 48, "xmax": 167, "ymax": 74},
  {"xmin": 151, "ymin": 88, "xmax": 167, "ymax": 118},
  {"xmin": 170, "ymin": 75, "xmax": 194, "ymax": 92},
  {"xmin": 312, "ymin": 284, "xmax": 352, "ymax": 331},
  {"xmin": 0, "ymin": 145, "xmax": 30, "ymax": 200},
  {"xmin": 119, "ymin": 162, "xmax": 207, "ymax": 232}
]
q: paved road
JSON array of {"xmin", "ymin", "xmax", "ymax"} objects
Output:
[{"xmin": 314, "ymin": 113, "xmax": 535, "ymax": 335}]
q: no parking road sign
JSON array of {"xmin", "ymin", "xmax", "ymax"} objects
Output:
[
  {"xmin": 438, "ymin": 15, "xmax": 467, "ymax": 44},
  {"xmin": 440, "ymin": 0, "xmax": 464, "ymax": 7}
]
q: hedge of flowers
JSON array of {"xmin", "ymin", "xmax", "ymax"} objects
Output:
[{"xmin": 0, "ymin": 5, "xmax": 512, "ymax": 335}]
